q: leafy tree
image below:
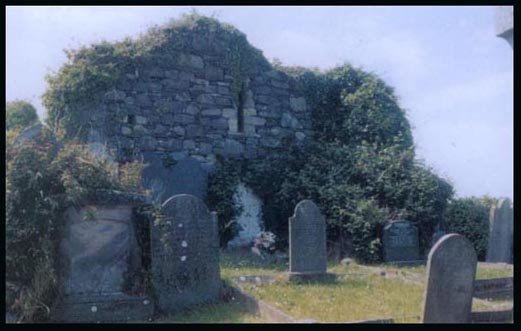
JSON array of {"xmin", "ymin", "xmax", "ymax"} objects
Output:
[{"xmin": 6, "ymin": 100, "xmax": 39, "ymax": 130}]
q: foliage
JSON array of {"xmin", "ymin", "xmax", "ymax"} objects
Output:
[
  {"xmin": 6, "ymin": 100, "xmax": 40, "ymax": 131},
  {"xmin": 5, "ymin": 127, "xmax": 145, "ymax": 322},
  {"xmin": 207, "ymin": 63, "xmax": 453, "ymax": 262},
  {"xmin": 206, "ymin": 156, "xmax": 243, "ymax": 247},
  {"xmin": 444, "ymin": 197, "xmax": 490, "ymax": 260}
]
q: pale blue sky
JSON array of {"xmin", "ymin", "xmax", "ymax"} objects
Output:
[{"xmin": 6, "ymin": 6, "xmax": 513, "ymax": 200}]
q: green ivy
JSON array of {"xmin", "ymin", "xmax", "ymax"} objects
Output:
[{"xmin": 444, "ymin": 198, "xmax": 490, "ymax": 260}]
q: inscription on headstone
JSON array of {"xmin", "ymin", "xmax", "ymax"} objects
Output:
[
  {"xmin": 422, "ymin": 234, "xmax": 477, "ymax": 323},
  {"xmin": 151, "ymin": 194, "xmax": 220, "ymax": 312},
  {"xmin": 289, "ymin": 200, "xmax": 327, "ymax": 274},
  {"xmin": 53, "ymin": 198, "xmax": 153, "ymax": 323},
  {"xmin": 382, "ymin": 220, "xmax": 420, "ymax": 262},
  {"xmin": 60, "ymin": 205, "xmax": 139, "ymax": 295},
  {"xmin": 486, "ymin": 198, "xmax": 513, "ymax": 263}
]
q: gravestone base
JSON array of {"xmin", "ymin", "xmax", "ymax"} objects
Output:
[
  {"xmin": 286, "ymin": 272, "xmax": 337, "ymax": 283},
  {"xmin": 51, "ymin": 293, "xmax": 154, "ymax": 323}
]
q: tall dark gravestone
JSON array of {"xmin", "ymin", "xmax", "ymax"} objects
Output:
[
  {"xmin": 382, "ymin": 220, "xmax": 420, "ymax": 262},
  {"xmin": 141, "ymin": 152, "xmax": 174, "ymax": 204},
  {"xmin": 141, "ymin": 155, "xmax": 208, "ymax": 204},
  {"xmin": 151, "ymin": 194, "xmax": 220, "ymax": 312},
  {"xmin": 171, "ymin": 156, "xmax": 208, "ymax": 200},
  {"xmin": 422, "ymin": 234, "xmax": 477, "ymax": 323},
  {"xmin": 486, "ymin": 198, "xmax": 513, "ymax": 263},
  {"xmin": 288, "ymin": 200, "xmax": 327, "ymax": 278}
]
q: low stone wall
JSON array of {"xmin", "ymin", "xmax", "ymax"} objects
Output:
[
  {"xmin": 473, "ymin": 277, "xmax": 513, "ymax": 299},
  {"xmin": 470, "ymin": 309, "xmax": 513, "ymax": 323}
]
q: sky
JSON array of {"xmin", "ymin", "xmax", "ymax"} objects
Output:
[{"xmin": 6, "ymin": 6, "xmax": 513, "ymax": 200}]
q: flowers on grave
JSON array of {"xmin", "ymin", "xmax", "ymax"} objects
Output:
[{"xmin": 251, "ymin": 231, "xmax": 276, "ymax": 259}]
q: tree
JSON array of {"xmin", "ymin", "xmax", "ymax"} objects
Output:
[
  {"xmin": 444, "ymin": 198, "xmax": 489, "ymax": 260},
  {"xmin": 6, "ymin": 100, "xmax": 39, "ymax": 131}
]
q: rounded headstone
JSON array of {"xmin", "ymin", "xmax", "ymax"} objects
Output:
[
  {"xmin": 422, "ymin": 234, "xmax": 477, "ymax": 323},
  {"xmin": 289, "ymin": 200, "xmax": 327, "ymax": 274},
  {"xmin": 151, "ymin": 194, "xmax": 220, "ymax": 312}
]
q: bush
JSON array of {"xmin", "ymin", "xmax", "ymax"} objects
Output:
[
  {"xmin": 5, "ymin": 128, "xmax": 145, "ymax": 322},
  {"xmin": 444, "ymin": 198, "xmax": 490, "ymax": 260},
  {"xmin": 206, "ymin": 63, "xmax": 453, "ymax": 263},
  {"xmin": 6, "ymin": 100, "xmax": 39, "ymax": 130}
]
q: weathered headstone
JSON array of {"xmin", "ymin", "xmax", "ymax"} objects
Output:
[
  {"xmin": 486, "ymin": 198, "xmax": 513, "ymax": 263},
  {"xmin": 227, "ymin": 183, "xmax": 263, "ymax": 248},
  {"xmin": 288, "ymin": 200, "xmax": 327, "ymax": 278},
  {"xmin": 422, "ymin": 234, "xmax": 477, "ymax": 323},
  {"xmin": 382, "ymin": 220, "xmax": 420, "ymax": 263},
  {"xmin": 171, "ymin": 156, "xmax": 208, "ymax": 200},
  {"xmin": 52, "ymin": 192, "xmax": 153, "ymax": 322},
  {"xmin": 151, "ymin": 194, "xmax": 220, "ymax": 312},
  {"xmin": 61, "ymin": 205, "xmax": 137, "ymax": 295}
]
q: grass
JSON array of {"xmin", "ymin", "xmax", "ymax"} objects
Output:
[
  {"xmin": 239, "ymin": 273, "xmax": 424, "ymax": 323},
  {"xmin": 475, "ymin": 265, "xmax": 513, "ymax": 279},
  {"xmin": 220, "ymin": 248, "xmax": 288, "ymax": 278},
  {"xmin": 355, "ymin": 262, "xmax": 513, "ymax": 280},
  {"xmin": 154, "ymin": 250, "xmax": 513, "ymax": 323}
]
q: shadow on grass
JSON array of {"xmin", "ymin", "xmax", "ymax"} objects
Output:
[{"xmin": 153, "ymin": 300, "xmax": 262, "ymax": 323}]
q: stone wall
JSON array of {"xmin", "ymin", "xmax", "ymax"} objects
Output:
[{"xmin": 85, "ymin": 23, "xmax": 312, "ymax": 169}]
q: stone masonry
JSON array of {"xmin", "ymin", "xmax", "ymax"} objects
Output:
[{"xmin": 84, "ymin": 22, "xmax": 312, "ymax": 171}]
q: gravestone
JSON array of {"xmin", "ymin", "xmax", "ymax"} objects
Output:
[
  {"xmin": 227, "ymin": 183, "xmax": 264, "ymax": 248},
  {"xmin": 171, "ymin": 156, "xmax": 208, "ymax": 200},
  {"xmin": 382, "ymin": 220, "xmax": 420, "ymax": 262},
  {"xmin": 141, "ymin": 152, "xmax": 174, "ymax": 204},
  {"xmin": 151, "ymin": 194, "xmax": 220, "ymax": 312},
  {"xmin": 52, "ymin": 192, "xmax": 153, "ymax": 322},
  {"xmin": 422, "ymin": 234, "xmax": 477, "ymax": 323},
  {"xmin": 141, "ymin": 154, "xmax": 207, "ymax": 204},
  {"xmin": 486, "ymin": 199, "xmax": 513, "ymax": 263},
  {"xmin": 61, "ymin": 205, "xmax": 138, "ymax": 295},
  {"xmin": 288, "ymin": 200, "xmax": 327, "ymax": 278}
]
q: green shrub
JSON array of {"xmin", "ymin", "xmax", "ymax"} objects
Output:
[
  {"xmin": 5, "ymin": 128, "xmax": 145, "ymax": 322},
  {"xmin": 206, "ymin": 63, "xmax": 453, "ymax": 262},
  {"xmin": 6, "ymin": 100, "xmax": 39, "ymax": 130},
  {"xmin": 206, "ymin": 157, "xmax": 243, "ymax": 247},
  {"xmin": 444, "ymin": 198, "xmax": 490, "ymax": 260}
]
